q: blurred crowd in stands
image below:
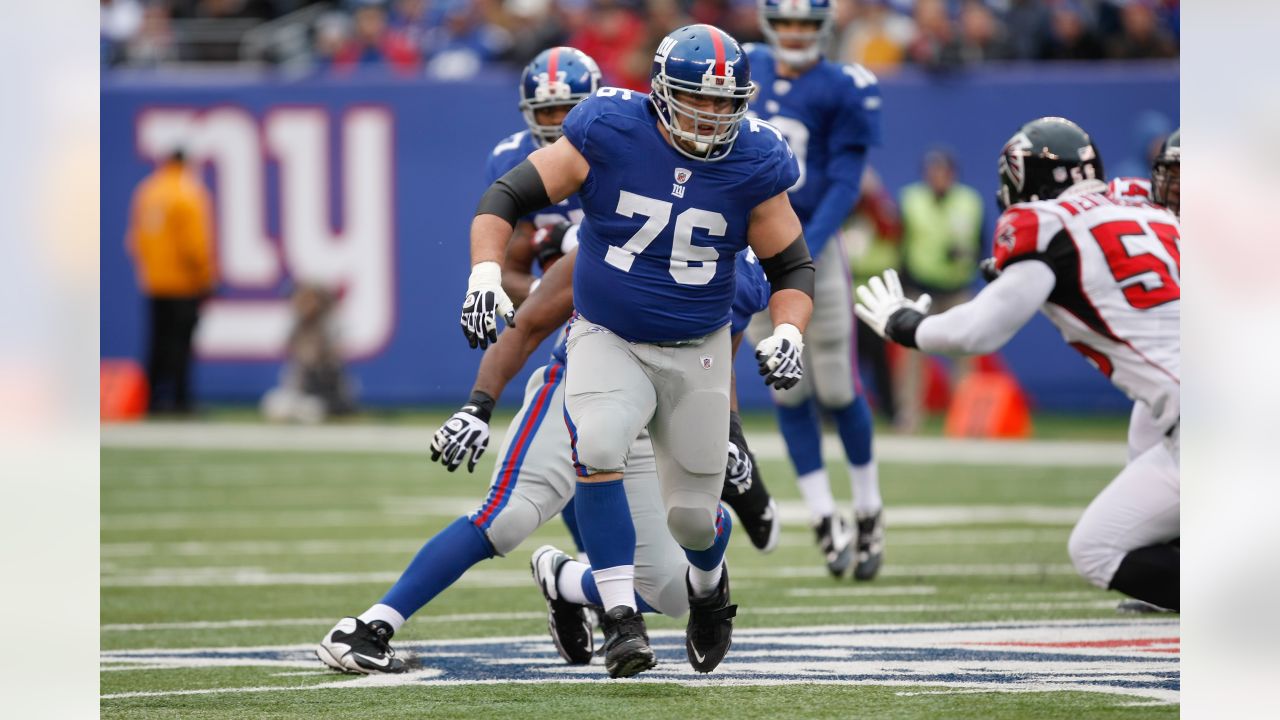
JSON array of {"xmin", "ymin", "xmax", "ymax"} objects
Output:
[{"xmin": 103, "ymin": 0, "xmax": 1179, "ymax": 82}]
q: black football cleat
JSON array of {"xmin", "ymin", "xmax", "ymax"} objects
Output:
[
  {"xmin": 599, "ymin": 606, "xmax": 657, "ymax": 678},
  {"xmin": 853, "ymin": 510, "xmax": 885, "ymax": 581},
  {"xmin": 685, "ymin": 565, "xmax": 738, "ymax": 673},
  {"xmin": 316, "ymin": 617, "xmax": 408, "ymax": 674},
  {"xmin": 531, "ymin": 544, "xmax": 595, "ymax": 665},
  {"xmin": 814, "ymin": 514, "xmax": 854, "ymax": 578}
]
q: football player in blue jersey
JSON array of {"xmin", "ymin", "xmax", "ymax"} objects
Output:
[
  {"xmin": 315, "ymin": 47, "xmax": 602, "ymax": 675},
  {"xmin": 487, "ymin": 46, "xmax": 599, "ymax": 307},
  {"xmin": 460, "ymin": 24, "xmax": 815, "ymax": 677},
  {"xmin": 744, "ymin": 0, "xmax": 888, "ymax": 582}
]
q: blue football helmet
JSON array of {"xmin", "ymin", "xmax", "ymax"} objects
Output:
[
  {"xmin": 519, "ymin": 47, "xmax": 602, "ymax": 146},
  {"xmin": 759, "ymin": 0, "xmax": 835, "ymax": 67},
  {"xmin": 650, "ymin": 24, "xmax": 755, "ymax": 162}
]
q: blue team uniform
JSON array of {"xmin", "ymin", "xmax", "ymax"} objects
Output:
[
  {"xmin": 561, "ymin": 89, "xmax": 799, "ymax": 344},
  {"xmin": 743, "ymin": 44, "xmax": 882, "ymax": 254},
  {"xmin": 485, "ymin": 130, "xmax": 584, "ymax": 228}
]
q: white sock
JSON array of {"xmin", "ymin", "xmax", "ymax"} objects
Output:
[
  {"xmin": 688, "ymin": 563, "xmax": 724, "ymax": 598},
  {"xmin": 557, "ymin": 560, "xmax": 590, "ymax": 604},
  {"xmin": 796, "ymin": 468, "xmax": 837, "ymax": 522},
  {"xmin": 850, "ymin": 462, "xmax": 882, "ymax": 517},
  {"xmin": 592, "ymin": 565, "xmax": 637, "ymax": 611},
  {"xmin": 357, "ymin": 603, "xmax": 406, "ymax": 633}
]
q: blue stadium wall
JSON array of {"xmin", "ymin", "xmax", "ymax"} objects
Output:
[{"xmin": 101, "ymin": 64, "xmax": 1178, "ymax": 412}]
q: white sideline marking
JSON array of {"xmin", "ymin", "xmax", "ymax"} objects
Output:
[
  {"xmin": 103, "ymin": 422, "xmax": 1127, "ymax": 467},
  {"xmin": 99, "ymin": 503, "xmax": 1086, "ymax": 532},
  {"xmin": 100, "ymin": 562, "xmax": 1080, "ymax": 588},
  {"xmin": 101, "ymin": 528, "xmax": 1070, "ymax": 559}
]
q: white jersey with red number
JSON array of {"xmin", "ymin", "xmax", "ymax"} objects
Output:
[
  {"xmin": 1107, "ymin": 176, "xmax": 1154, "ymax": 203},
  {"xmin": 992, "ymin": 188, "xmax": 1180, "ymax": 423}
]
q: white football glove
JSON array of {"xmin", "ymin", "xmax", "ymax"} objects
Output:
[
  {"xmin": 755, "ymin": 323, "xmax": 805, "ymax": 391},
  {"xmin": 725, "ymin": 440, "xmax": 753, "ymax": 496},
  {"xmin": 430, "ymin": 408, "xmax": 491, "ymax": 473},
  {"xmin": 460, "ymin": 261, "xmax": 516, "ymax": 350},
  {"xmin": 854, "ymin": 268, "xmax": 933, "ymax": 343}
]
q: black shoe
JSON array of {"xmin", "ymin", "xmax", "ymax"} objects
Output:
[
  {"xmin": 722, "ymin": 468, "xmax": 781, "ymax": 554},
  {"xmin": 530, "ymin": 544, "xmax": 594, "ymax": 665},
  {"xmin": 599, "ymin": 606, "xmax": 656, "ymax": 678},
  {"xmin": 853, "ymin": 510, "xmax": 884, "ymax": 581},
  {"xmin": 814, "ymin": 514, "xmax": 854, "ymax": 578},
  {"xmin": 685, "ymin": 565, "xmax": 738, "ymax": 673},
  {"xmin": 316, "ymin": 617, "xmax": 408, "ymax": 674}
]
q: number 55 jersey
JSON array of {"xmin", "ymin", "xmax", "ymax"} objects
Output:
[
  {"xmin": 560, "ymin": 88, "xmax": 799, "ymax": 343},
  {"xmin": 993, "ymin": 189, "xmax": 1180, "ymax": 424}
]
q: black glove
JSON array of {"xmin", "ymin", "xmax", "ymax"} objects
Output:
[
  {"xmin": 430, "ymin": 392, "xmax": 495, "ymax": 473},
  {"xmin": 979, "ymin": 257, "xmax": 1002, "ymax": 283}
]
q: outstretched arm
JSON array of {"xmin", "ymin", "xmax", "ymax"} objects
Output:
[{"xmin": 855, "ymin": 262, "xmax": 1055, "ymax": 356}]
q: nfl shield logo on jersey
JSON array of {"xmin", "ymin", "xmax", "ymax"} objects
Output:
[
  {"xmin": 674, "ymin": 168, "xmax": 692, "ymax": 184},
  {"xmin": 700, "ymin": 355, "xmax": 713, "ymax": 370}
]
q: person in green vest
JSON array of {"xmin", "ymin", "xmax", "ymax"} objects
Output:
[
  {"xmin": 841, "ymin": 167, "xmax": 903, "ymax": 425},
  {"xmin": 896, "ymin": 149, "xmax": 984, "ymax": 433}
]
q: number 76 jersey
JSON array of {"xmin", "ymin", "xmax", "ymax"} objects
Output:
[
  {"xmin": 560, "ymin": 87, "xmax": 799, "ymax": 343},
  {"xmin": 992, "ymin": 190, "xmax": 1180, "ymax": 414}
]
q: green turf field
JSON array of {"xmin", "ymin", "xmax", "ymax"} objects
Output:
[{"xmin": 101, "ymin": 417, "xmax": 1178, "ymax": 718}]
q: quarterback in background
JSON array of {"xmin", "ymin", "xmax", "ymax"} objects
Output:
[
  {"xmin": 746, "ymin": 0, "xmax": 888, "ymax": 581},
  {"xmin": 460, "ymin": 24, "xmax": 815, "ymax": 678},
  {"xmin": 856, "ymin": 118, "xmax": 1180, "ymax": 613}
]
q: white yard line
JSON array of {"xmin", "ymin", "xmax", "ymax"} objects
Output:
[
  {"xmin": 101, "ymin": 528, "xmax": 1069, "ymax": 560},
  {"xmin": 99, "ymin": 562, "xmax": 1081, "ymax": 588},
  {"xmin": 103, "ymin": 422, "xmax": 1127, "ymax": 467},
  {"xmin": 100, "ymin": 503, "xmax": 1086, "ymax": 533}
]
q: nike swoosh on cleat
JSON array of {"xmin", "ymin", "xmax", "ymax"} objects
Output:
[
  {"xmin": 691, "ymin": 646, "xmax": 707, "ymax": 664},
  {"xmin": 352, "ymin": 653, "xmax": 391, "ymax": 668}
]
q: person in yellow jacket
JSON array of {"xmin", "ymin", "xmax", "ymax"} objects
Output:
[
  {"xmin": 126, "ymin": 149, "xmax": 217, "ymax": 414},
  {"xmin": 895, "ymin": 149, "xmax": 984, "ymax": 432}
]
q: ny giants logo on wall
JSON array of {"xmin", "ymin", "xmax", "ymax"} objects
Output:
[{"xmin": 135, "ymin": 106, "xmax": 396, "ymax": 361}]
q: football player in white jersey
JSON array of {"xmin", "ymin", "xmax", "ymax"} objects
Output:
[{"xmin": 855, "ymin": 117, "xmax": 1179, "ymax": 612}]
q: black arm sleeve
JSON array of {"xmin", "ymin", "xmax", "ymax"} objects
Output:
[
  {"xmin": 759, "ymin": 234, "xmax": 816, "ymax": 299},
  {"xmin": 474, "ymin": 159, "xmax": 552, "ymax": 227},
  {"xmin": 884, "ymin": 308, "xmax": 926, "ymax": 349}
]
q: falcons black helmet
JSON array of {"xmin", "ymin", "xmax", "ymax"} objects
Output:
[
  {"xmin": 1151, "ymin": 128, "xmax": 1180, "ymax": 216},
  {"xmin": 997, "ymin": 117, "xmax": 1104, "ymax": 211}
]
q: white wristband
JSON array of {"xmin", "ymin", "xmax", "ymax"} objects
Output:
[
  {"xmin": 773, "ymin": 323, "xmax": 803, "ymax": 346},
  {"xmin": 469, "ymin": 260, "xmax": 502, "ymax": 287},
  {"xmin": 529, "ymin": 278, "xmax": 542, "ymax": 295}
]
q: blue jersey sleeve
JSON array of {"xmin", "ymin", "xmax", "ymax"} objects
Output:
[
  {"xmin": 832, "ymin": 63, "xmax": 883, "ymax": 155},
  {"xmin": 561, "ymin": 92, "xmax": 613, "ymax": 162}
]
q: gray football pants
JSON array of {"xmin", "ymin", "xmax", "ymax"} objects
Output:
[
  {"xmin": 748, "ymin": 238, "xmax": 858, "ymax": 409},
  {"xmin": 564, "ymin": 317, "xmax": 731, "ymax": 553},
  {"xmin": 470, "ymin": 362, "xmax": 689, "ymax": 617}
]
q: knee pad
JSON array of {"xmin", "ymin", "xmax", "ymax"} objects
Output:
[
  {"xmin": 1067, "ymin": 525, "xmax": 1115, "ymax": 589},
  {"xmin": 667, "ymin": 505, "xmax": 716, "ymax": 551},
  {"xmin": 482, "ymin": 495, "xmax": 543, "ymax": 557}
]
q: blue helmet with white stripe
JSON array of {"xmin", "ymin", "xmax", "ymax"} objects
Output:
[
  {"xmin": 519, "ymin": 47, "xmax": 602, "ymax": 146},
  {"xmin": 759, "ymin": 0, "xmax": 835, "ymax": 67},
  {"xmin": 649, "ymin": 24, "xmax": 755, "ymax": 162}
]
